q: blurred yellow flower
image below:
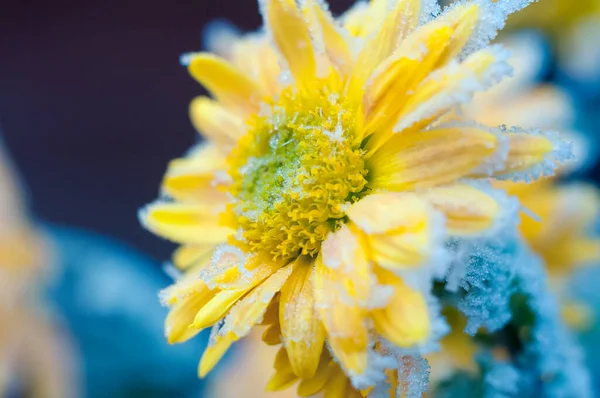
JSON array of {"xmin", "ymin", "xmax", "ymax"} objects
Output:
[
  {"xmin": 141, "ymin": 0, "xmax": 570, "ymax": 395},
  {"xmin": 0, "ymin": 144, "xmax": 75, "ymax": 398}
]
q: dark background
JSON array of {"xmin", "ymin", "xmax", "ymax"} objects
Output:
[
  {"xmin": 0, "ymin": 0, "xmax": 351, "ymax": 261},
  {"xmin": 0, "ymin": 0, "xmax": 598, "ymax": 262}
]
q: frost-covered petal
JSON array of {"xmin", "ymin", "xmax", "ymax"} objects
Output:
[
  {"xmin": 187, "ymin": 53, "xmax": 262, "ymax": 117},
  {"xmin": 261, "ymin": 0, "xmax": 317, "ymax": 86},
  {"xmin": 321, "ymin": 225, "xmax": 372, "ymax": 306},
  {"xmin": 389, "ymin": 45, "xmax": 512, "ymax": 138},
  {"xmin": 348, "ymin": 0, "xmax": 422, "ymax": 96},
  {"xmin": 165, "ymin": 287, "xmax": 216, "ymax": 344},
  {"xmin": 492, "ymin": 130, "xmax": 573, "ymax": 180},
  {"xmin": 139, "ymin": 202, "xmax": 232, "ymax": 245},
  {"xmin": 161, "ymin": 144, "xmax": 229, "ymax": 204},
  {"xmin": 418, "ymin": 183, "xmax": 500, "ymax": 235},
  {"xmin": 199, "ymin": 265, "xmax": 293, "ymax": 376},
  {"xmin": 302, "ymin": 0, "xmax": 352, "ymax": 76},
  {"xmin": 172, "ymin": 244, "xmax": 214, "ymax": 270},
  {"xmin": 347, "ymin": 193, "xmax": 436, "ymax": 271},
  {"xmin": 371, "ymin": 269, "xmax": 430, "ymax": 347},
  {"xmin": 368, "ymin": 125, "xmax": 499, "ymax": 191},
  {"xmin": 279, "ymin": 257, "xmax": 325, "ymax": 378},
  {"xmin": 346, "ymin": 192, "xmax": 428, "ymax": 236},
  {"xmin": 362, "ymin": 24, "xmax": 453, "ymax": 140},
  {"xmin": 198, "ymin": 332, "xmax": 236, "ymax": 377},
  {"xmin": 435, "ymin": 3, "xmax": 480, "ymax": 65},
  {"xmin": 314, "ymin": 252, "xmax": 368, "ymax": 376},
  {"xmin": 189, "ymin": 96, "xmax": 246, "ymax": 151}
]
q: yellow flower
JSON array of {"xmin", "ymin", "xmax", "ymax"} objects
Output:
[
  {"xmin": 141, "ymin": 0, "xmax": 570, "ymax": 394},
  {"xmin": 0, "ymin": 144, "xmax": 75, "ymax": 398}
]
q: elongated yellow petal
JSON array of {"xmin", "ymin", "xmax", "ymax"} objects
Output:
[
  {"xmin": 140, "ymin": 202, "xmax": 232, "ymax": 245},
  {"xmin": 418, "ymin": 184, "xmax": 500, "ymax": 235},
  {"xmin": 495, "ymin": 133, "xmax": 554, "ymax": 175},
  {"xmin": 323, "ymin": 365, "xmax": 350, "ymax": 398},
  {"xmin": 267, "ymin": 348, "xmax": 300, "ymax": 391},
  {"xmin": 189, "ymin": 96, "xmax": 246, "ymax": 151},
  {"xmin": 199, "ymin": 266, "xmax": 293, "ymax": 378},
  {"xmin": 161, "ymin": 144, "xmax": 229, "ymax": 204},
  {"xmin": 219, "ymin": 264, "xmax": 293, "ymax": 337},
  {"xmin": 349, "ymin": 0, "xmax": 422, "ymax": 97},
  {"xmin": 314, "ymin": 252, "xmax": 368, "ymax": 376},
  {"xmin": 302, "ymin": 0, "xmax": 352, "ymax": 76},
  {"xmin": 435, "ymin": 3, "xmax": 479, "ymax": 66},
  {"xmin": 297, "ymin": 354, "xmax": 333, "ymax": 397},
  {"xmin": 368, "ymin": 126, "xmax": 498, "ymax": 191},
  {"xmin": 188, "ymin": 53, "xmax": 262, "ymax": 117},
  {"xmin": 172, "ymin": 244, "xmax": 214, "ymax": 270},
  {"xmin": 372, "ymin": 270, "xmax": 430, "ymax": 347},
  {"xmin": 165, "ymin": 287, "xmax": 216, "ymax": 344},
  {"xmin": 193, "ymin": 288, "xmax": 248, "ymax": 329},
  {"xmin": 362, "ymin": 25, "xmax": 453, "ymax": 140},
  {"xmin": 389, "ymin": 47, "xmax": 511, "ymax": 139},
  {"xmin": 280, "ymin": 257, "xmax": 325, "ymax": 378},
  {"xmin": 262, "ymin": 0, "xmax": 316, "ymax": 86},
  {"xmin": 198, "ymin": 332, "xmax": 235, "ymax": 377}
]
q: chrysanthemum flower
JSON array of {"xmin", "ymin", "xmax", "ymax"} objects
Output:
[{"xmin": 141, "ymin": 0, "xmax": 571, "ymax": 394}]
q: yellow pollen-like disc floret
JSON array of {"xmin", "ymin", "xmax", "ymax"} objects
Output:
[{"xmin": 224, "ymin": 83, "xmax": 368, "ymax": 260}]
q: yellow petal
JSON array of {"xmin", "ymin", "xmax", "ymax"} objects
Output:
[
  {"xmin": 362, "ymin": 24, "xmax": 453, "ymax": 142},
  {"xmin": 346, "ymin": 193, "xmax": 429, "ymax": 235},
  {"xmin": 297, "ymin": 353, "xmax": 333, "ymax": 397},
  {"xmin": 323, "ymin": 365, "xmax": 350, "ymax": 398},
  {"xmin": 347, "ymin": 193, "xmax": 434, "ymax": 270},
  {"xmin": 419, "ymin": 183, "xmax": 500, "ymax": 235},
  {"xmin": 188, "ymin": 53, "xmax": 262, "ymax": 117},
  {"xmin": 343, "ymin": 0, "xmax": 387, "ymax": 38},
  {"xmin": 262, "ymin": 0, "xmax": 316, "ymax": 86},
  {"xmin": 140, "ymin": 202, "xmax": 232, "ymax": 245},
  {"xmin": 371, "ymin": 270, "xmax": 430, "ymax": 347},
  {"xmin": 165, "ymin": 288, "xmax": 216, "ymax": 344},
  {"xmin": 280, "ymin": 257, "xmax": 325, "ymax": 378},
  {"xmin": 189, "ymin": 96, "xmax": 246, "ymax": 151},
  {"xmin": 389, "ymin": 47, "xmax": 510, "ymax": 139},
  {"xmin": 161, "ymin": 144, "xmax": 229, "ymax": 204},
  {"xmin": 192, "ymin": 288, "xmax": 248, "ymax": 330},
  {"xmin": 262, "ymin": 323, "xmax": 282, "ymax": 345},
  {"xmin": 198, "ymin": 332, "xmax": 235, "ymax": 377},
  {"xmin": 435, "ymin": 3, "xmax": 479, "ymax": 66},
  {"xmin": 562, "ymin": 300, "xmax": 594, "ymax": 331},
  {"xmin": 302, "ymin": 0, "xmax": 352, "ymax": 76},
  {"xmin": 199, "ymin": 266, "xmax": 293, "ymax": 377},
  {"xmin": 321, "ymin": 225, "xmax": 372, "ymax": 306},
  {"xmin": 314, "ymin": 252, "xmax": 368, "ymax": 376},
  {"xmin": 218, "ymin": 264, "xmax": 293, "ymax": 338},
  {"xmin": 368, "ymin": 126, "xmax": 498, "ymax": 191},
  {"xmin": 172, "ymin": 244, "xmax": 214, "ymax": 270},
  {"xmin": 495, "ymin": 133, "xmax": 554, "ymax": 175},
  {"xmin": 267, "ymin": 348, "xmax": 300, "ymax": 391},
  {"xmin": 349, "ymin": 0, "xmax": 422, "ymax": 96}
]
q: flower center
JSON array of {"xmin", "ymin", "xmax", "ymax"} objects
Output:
[{"xmin": 224, "ymin": 84, "xmax": 368, "ymax": 260}]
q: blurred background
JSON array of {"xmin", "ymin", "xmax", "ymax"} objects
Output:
[{"xmin": 0, "ymin": 0, "xmax": 599, "ymax": 397}]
